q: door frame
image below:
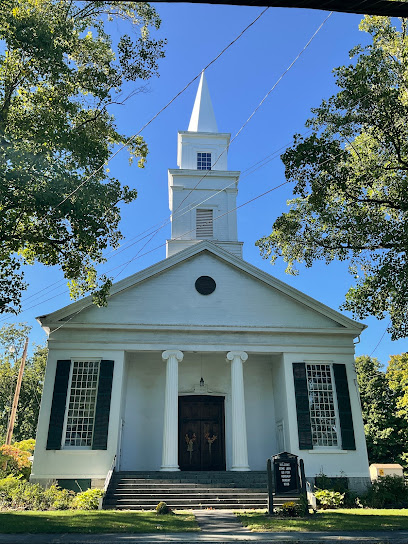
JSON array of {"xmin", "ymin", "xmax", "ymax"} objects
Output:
[{"xmin": 178, "ymin": 394, "xmax": 226, "ymax": 471}]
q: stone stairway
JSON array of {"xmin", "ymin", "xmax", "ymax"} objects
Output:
[{"xmin": 103, "ymin": 471, "xmax": 300, "ymax": 510}]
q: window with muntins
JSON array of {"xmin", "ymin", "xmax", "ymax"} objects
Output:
[
  {"xmin": 306, "ymin": 363, "xmax": 339, "ymax": 447},
  {"xmin": 64, "ymin": 360, "xmax": 100, "ymax": 447},
  {"xmin": 196, "ymin": 208, "xmax": 213, "ymax": 238},
  {"xmin": 197, "ymin": 152, "xmax": 211, "ymax": 170}
]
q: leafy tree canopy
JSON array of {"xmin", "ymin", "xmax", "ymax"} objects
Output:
[
  {"xmin": 0, "ymin": 0, "xmax": 166, "ymax": 314},
  {"xmin": 0, "ymin": 323, "xmax": 47, "ymax": 443},
  {"xmin": 387, "ymin": 353, "xmax": 408, "ymax": 417},
  {"xmin": 355, "ymin": 355, "xmax": 408, "ymax": 466},
  {"xmin": 257, "ymin": 16, "xmax": 408, "ymax": 340}
]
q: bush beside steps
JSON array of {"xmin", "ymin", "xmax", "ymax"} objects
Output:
[{"xmin": 0, "ymin": 475, "xmax": 104, "ymax": 511}]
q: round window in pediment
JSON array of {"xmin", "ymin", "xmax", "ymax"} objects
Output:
[{"xmin": 195, "ymin": 276, "xmax": 216, "ymax": 295}]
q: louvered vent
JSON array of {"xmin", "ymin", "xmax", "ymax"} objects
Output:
[{"xmin": 196, "ymin": 208, "xmax": 213, "ymax": 238}]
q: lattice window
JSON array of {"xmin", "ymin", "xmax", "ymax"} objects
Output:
[
  {"xmin": 64, "ymin": 360, "xmax": 99, "ymax": 447},
  {"xmin": 196, "ymin": 208, "xmax": 213, "ymax": 238},
  {"xmin": 306, "ymin": 363, "xmax": 339, "ymax": 447},
  {"xmin": 197, "ymin": 152, "xmax": 211, "ymax": 170}
]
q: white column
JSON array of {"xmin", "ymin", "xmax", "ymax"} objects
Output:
[
  {"xmin": 227, "ymin": 351, "xmax": 250, "ymax": 471},
  {"xmin": 161, "ymin": 350, "xmax": 183, "ymax": 471}
]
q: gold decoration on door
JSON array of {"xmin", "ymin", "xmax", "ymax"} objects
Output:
[
  {"xmin": 205, "ymin": 431, "xmax": 217, "ymax": 455},
  {"xmin": 185, "ymin": 432, "xmax": 196, "ymax": 463}
]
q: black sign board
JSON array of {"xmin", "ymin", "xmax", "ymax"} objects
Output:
[{"xmin": 272, "ymin": 452, "xmax": 300, "ymax": 494}]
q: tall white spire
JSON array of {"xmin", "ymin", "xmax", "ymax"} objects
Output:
[{"xmin": 188, "ymin": 71, "xmax": 218, "ymax": 133}]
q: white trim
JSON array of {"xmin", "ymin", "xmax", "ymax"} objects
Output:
[{"xmin": 308, "ymin": 449, "xmax": 348, "ymax": 454}]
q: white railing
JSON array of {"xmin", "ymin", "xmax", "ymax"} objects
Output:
[
  {"xmin": 306, "ymin": 481, "xmax": 317, "ymax": 511},
  {"xmin": 104, "ymin": 454, "xmax": 117, "ymax": 492}
]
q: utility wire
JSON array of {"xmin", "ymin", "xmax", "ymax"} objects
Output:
[
  {"xmin": 174, "ymin": 11, "xmax": 333, "ymax": 214},
  {"xmin": 48, "ymin": 7, "xmax": 270, "ymax": 214},
  {"xmin": 369, "ymin": 322, "xmax": 391, "ymax": 357}
]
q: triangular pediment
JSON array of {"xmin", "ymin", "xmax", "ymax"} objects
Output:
[{"xmin": 38, "ymin": 242, "xmax": 365, "ymax": 335}]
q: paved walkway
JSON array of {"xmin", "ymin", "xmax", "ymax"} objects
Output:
[{"xmin": 0, "ymin": 510, "xmax": 408, "ymax": 543}]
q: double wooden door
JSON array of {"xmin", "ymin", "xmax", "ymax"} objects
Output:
[{"xmin": 179, "ymin": 396, "xmax": 225, "ymax": 471}]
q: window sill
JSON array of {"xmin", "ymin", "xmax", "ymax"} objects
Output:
[
  {"xmin": 60, "ymin": 448, "xmax": 99, "ymax": 453},
  {"xmin": 308, "ymin": 449, "xmax": 348, "ymax": 454}
]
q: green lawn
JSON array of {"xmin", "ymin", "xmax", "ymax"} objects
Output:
[
  {"xmin": 237, "ymin": 509, "xmax": 408, "ymax": 532},
  {"xmin": 0, "ymin": 510, "xmax": 199, "ymax": 534}
]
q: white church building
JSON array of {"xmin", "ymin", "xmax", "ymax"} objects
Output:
[{"xmin": 31, "ymin": 73, "xmax": 371, "ymax": 492}]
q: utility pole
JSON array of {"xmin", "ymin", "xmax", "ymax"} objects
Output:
[{"xmin": 5, "ymin": 337, "xmax": 29, "ymax": 445}]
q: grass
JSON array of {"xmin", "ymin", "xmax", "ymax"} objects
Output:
[
  {"xmin": 237, "ymin": 509, "xmax": 408, "ymax": 532},
  {"xmin": 0, "ymin": 510, "xmax": 199, "ymax": 534}
]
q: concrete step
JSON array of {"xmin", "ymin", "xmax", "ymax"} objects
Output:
[
  {"xmin": 105, "ymin": 503, "xmax": 268, "ymax": 510},
  {"xmin": 103, "ymin": 470, "xmax": 296, "ymax": 511},
  {"xmin": 105, "ymin": 498, "xmax": 268, "ymax": 506},
  {"xmin": 115, "ymin": 485, "xmax": 267, "ymax": 493}
]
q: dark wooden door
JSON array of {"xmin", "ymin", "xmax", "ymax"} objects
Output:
[{"xmin": 179, "ymin": 396, "xmax": 225, "ymax": 471}]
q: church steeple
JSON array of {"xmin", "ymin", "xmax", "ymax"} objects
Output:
[
  {"xmin": 188, "ymin": 71, "xmax": 218, "ymax": 133},
  {"xmin": 166, "ymin": 73, "xmax": 243, "ymax": 259}
]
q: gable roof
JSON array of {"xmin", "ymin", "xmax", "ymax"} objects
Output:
[{"xmin": 37, "ymin": 241, "xmax": 365, "ymax": 334}]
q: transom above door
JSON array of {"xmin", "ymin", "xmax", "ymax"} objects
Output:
[{"xmin": 179, "ymin": 395, "xmax": 225, "ymax": 471}]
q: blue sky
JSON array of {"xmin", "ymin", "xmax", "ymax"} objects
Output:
[{"xmin": 2, "ymin": 3, "xmax": 407, "ymax": 366}]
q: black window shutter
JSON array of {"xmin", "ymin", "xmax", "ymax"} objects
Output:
[
  {"xmin": 46, "ymin": 360, "xmax": 71, "ymax": 450},
  {"xmin": 333, "ymin": 363, "xmax": 356, "ymax": 450},
  {"xmin": 92, "ymin": 360, "xmax": 114, "ymax": 450},
  {"xmin": 293, "ymin": 363, "xmax": 313, "ymax": 450}
]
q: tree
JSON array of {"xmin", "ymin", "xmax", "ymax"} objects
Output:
[
  {"xmin": 0, "ymin": 1, "xmax": 165, "ymax": 314},
  {"xmin": 0, "ymin": 323, "xmax": 47, "ymax": 442},
  {"xmin": 256, "ymin": 16, "xmax": 408, "ymax": 340},
  {"xmin": 387, "ymin": 353, "xmax": 408, "ymax": 418},
  {"xmin": 355, "ymin": 355, "xmax": 408, "ymax": 465}
]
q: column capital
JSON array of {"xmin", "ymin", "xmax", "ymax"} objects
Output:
[
  {"xmin": 162, "ymin": 350, "xmax": 184, "ymax": 363},
  {"xmin": 226, "ymin": 351, "xmax": 248, "ymax": 363}
]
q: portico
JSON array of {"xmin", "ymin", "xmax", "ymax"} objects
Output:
[{"xmin": 119, "ymin": 348, "xmax": 278, "ymax": 473}]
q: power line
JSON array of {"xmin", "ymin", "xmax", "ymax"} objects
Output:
[
  {"xmin": 48, "ymin": 7, "xmax": 270, "ymax": 214},
  {"xmin": 174, "ymin": 11, "xmax": 332, "ymax": 214},
  {"xmin": 369, "ymin": 322, "xmax": 391, "ymax": 357}
]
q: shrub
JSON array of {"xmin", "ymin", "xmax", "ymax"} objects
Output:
[
  {"xmin": 0, "ymin": 475, "xmax": 21, "ymax": 508},
  {"xmin": 12, "ymin": 440, "xmax": 35, "ymax": 455},
  {"xmin": 361, "ymin": 475, "xmax": 408, "ymax": 509},
  {"xmin": 72, "ymin": 488, "xmax": 104, "ymax": 510},
  {"xmin": 315, "ymin": 475, "xmax": 348, "ymax": 493},
  {"xmin": 8, "ymin": 481, "xmax": 48, "ymax": 510},
  {"xmin": 315, "ymin": 489, "xmax": 345, "ymax": 509},
  {"xmin": 43, "ymin": 485, "xmax": 74, "ymax": 510},
  {"xmin": 156, "ymin": 501, "xmax": 172, "ymax": 515},
  {"xmin": 276, "ymin": 501, "xmax": 302, "ymax": 517},
  {"xmin": 342, "ymin": 489, "xmax": 360, "ymax": 508},
  {"xmin": 0, "ymin": 445, "xmax": 31, "ymax": 480},
  {"xmin": 0, "ymin": 476, "xmax": 74, "ymax": 511}
]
